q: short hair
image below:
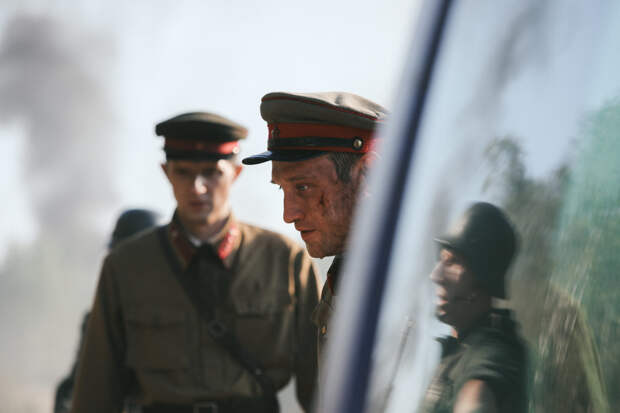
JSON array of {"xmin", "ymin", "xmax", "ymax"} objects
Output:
[
  {"xmin": 327, "ymin": 152, "xmax": 364, "ymax": 183},
  {"xmin": 228, "ymin": 153, "xmax": 240, "ymax": 165}
]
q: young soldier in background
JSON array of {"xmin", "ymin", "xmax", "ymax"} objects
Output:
[{"xmin": 71, "ymin": 112, "xmax": 320, "ymax": 413}]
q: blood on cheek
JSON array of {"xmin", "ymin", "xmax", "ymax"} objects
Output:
[{"xmin": 317, "ymin": 191, "xmax": 332, "ymax": 214}]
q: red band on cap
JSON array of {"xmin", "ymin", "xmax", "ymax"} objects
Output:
[
  {"xmin": 268, "ymin": 123, "xmax": 376, "ymax": 153},
  {"xmin": 164, "ymin": 138, "xmax": 239, "ymax": 155}
]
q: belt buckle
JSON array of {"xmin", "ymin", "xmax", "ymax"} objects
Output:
[{"xmin": 193, "ymin": 402, "xmax": 218, "ymax": 413}]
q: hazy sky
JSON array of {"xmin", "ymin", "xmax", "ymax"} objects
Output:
[
  {"xmin": 0, "ymin": 0, "xmax": 419, "ymax": 258},
  {"xmin": 0, "ymin": 1, "xmax": 419, "ymax": 411}
]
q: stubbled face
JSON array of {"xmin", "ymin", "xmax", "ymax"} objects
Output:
[
  {"xmin": 163, "ymin": 159, "xmax": 241, "ymax": 230},
  {"xmin": 430, "ymin": 248, "xmax": 479, "ymax": 327},
  {"xmin": 271, "ymin": 155, "xmax": 359, "ymax": 258}
]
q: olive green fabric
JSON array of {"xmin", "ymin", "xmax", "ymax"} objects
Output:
[
  {"xmin": 421, "ymin": 310, "xmax": 527, "ymax": 413},
  {"xmin": 70, "ymin": 220, "xmax": 320, "ymax": 413},
  {"xmin": 260, "ymin": 92, "xmax": 388, "ymax": 130},
  {"xmin": 155, "ymin": 112, "xmax": 248, "ymax": 142},
  {"xmin": 311, "ymin": 282, "xmax": 334, "ymax": 363},
  {"xmin": 310, "ymin": 256, "xmax": 342, "ymax": 372},
  {"xmin": 242, "ymin": 92, "xmax": 388, "ymax": 164}
]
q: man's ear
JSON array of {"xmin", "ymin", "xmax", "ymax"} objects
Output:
[
  {"xmin": 233, "ymin": 164, "xmax": 243, "ymax": 181},
  {"xmin": 351, "ymin": 152, "xmax": 377, "ymax": 198},
  {"xmin": 161, "ymin": 162, "xmax": 171, "ymax": 183}
]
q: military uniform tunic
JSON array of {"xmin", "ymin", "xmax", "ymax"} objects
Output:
[
  {"xmin": 421, "ymin": 309, "xmax": 527, "ymax": 413},
  {"xmin": 311, "ymin": 256, "xmax": 342, "ymax": 363},
  {"xmin": 71, "ymin": 215, "xmax": 320, "ymax": 413}
]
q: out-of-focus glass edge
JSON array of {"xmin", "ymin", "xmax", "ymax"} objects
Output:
[{"xmin": 318, "ymin": 1, "xmax": 454, "ymax": 412}]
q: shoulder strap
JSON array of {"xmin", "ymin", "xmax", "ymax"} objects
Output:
[{"xmin": 156, "ymin": 226, "xmax": 278, "ymax": 400}]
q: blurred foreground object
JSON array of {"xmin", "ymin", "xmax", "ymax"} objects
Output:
[{"xmin": 314, "ymin": 2, "xmax": 620, "ymax": 412}]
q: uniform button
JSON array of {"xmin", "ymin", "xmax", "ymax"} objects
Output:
[
  {"xmin": 352, "ymin": 138, "xmax": 364, "ymax": 150},
  {"xmin": 321, "ymin": 325, "xmax": 327, "ymax": 335}
]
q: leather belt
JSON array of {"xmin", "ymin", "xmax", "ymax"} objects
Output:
[
  {"xmin": 145, "ymin": 402, "xmax": 218, "ymax": 413},
  {"xmin": 142, "ymin": 397, "xmax": 279, "ymax": 413}
]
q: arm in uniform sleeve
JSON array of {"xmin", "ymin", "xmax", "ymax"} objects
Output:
[
  {"xmin": 70, "ymin": 255, "xmax": 129, "ymax": 413},
  {"xmin": 292, "ymin": 249, "xmax": 321, "ymax": 411},
  {"xmin": 456, "ymin": 331, "xmax": 525, "ymax": 410}
]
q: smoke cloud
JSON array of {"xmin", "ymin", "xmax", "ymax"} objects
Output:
[{"xmin": 0, "ymin": 14, "xmax": 118, "ymax": 412}]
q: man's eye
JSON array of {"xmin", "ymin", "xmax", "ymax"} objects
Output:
[
  {"xmin": 296, "ymin": 184, "xmax": 309, "ymax": 192},
  {"xmin": 201, "ymin": 169, "xmax": 218, "ymax": 177},
  {"xmin": 443, "ymin": 257, "xmax": 453, "ymax": 265}
]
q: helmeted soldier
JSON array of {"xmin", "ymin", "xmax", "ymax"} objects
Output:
[
  {"xmin": 422, "ymin": 202, "xmax": 527, "ymax": 413},
  {"xmin": 55, "ymin": 208, "xmax": 160, "ymax": 413},
  {"xmin": 108, "ymin": 209, "xmax": 162, "ymax": 248},
  {"xmin": 70, "ymin": 112, "xmax": 320, "ymax": 413},
  {"xmin": 242, "ymin": 92, "xmax": 388, "ymax": 365}
]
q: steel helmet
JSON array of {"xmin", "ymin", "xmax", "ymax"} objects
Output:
[
  {"xmin": 435, "ymin": 202, "xmax": 518, "ymax": 298},
  {"xmin": 109, "ymin": 209, "xmax": 160, "ymax": 248}
]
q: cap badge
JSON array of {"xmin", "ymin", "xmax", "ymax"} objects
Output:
[{"xmin": 352, "ymin": 137, "xmax": 364, "ymax": 150}]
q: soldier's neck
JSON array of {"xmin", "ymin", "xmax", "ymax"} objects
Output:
[{"xmin": 179, "ymin": 211, "xmax": 231, "ymax": 243}]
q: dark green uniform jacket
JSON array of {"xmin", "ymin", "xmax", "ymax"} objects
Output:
[
  {"xmin": 311, "ymin": 256, "xmax": 342, "ymax": 363},
  {"xmin": 70, "ymin": 215, "xmax": 320, "ymax": 413},
  {"xmin": 421, "ymin": 309, "xmax": 527, "ymax": 413}
]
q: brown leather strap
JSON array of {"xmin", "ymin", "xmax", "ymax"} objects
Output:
[{"xmin": 156, "ymin": 227, "xmax": 279, "ymax": 412}]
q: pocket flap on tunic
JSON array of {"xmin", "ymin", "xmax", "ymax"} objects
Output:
[
  {"xmin": 231, "ymin": 290, "xmax": 292, "ymax": 315},
  {"xmin": 125, "ymin": 308, "xmax": 189, "ymax": 370}
]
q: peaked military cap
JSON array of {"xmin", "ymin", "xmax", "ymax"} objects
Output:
[
  {"xmin": 435, "ymin": 202, "xmax": 518, "ymax": 299},
  {"xmin": 156, "ymin": 112, "xmax": 248, "ymax": 160},
  {"xmin": 242, "ymin": 91, "xmax": 388, "ymax": 165}
]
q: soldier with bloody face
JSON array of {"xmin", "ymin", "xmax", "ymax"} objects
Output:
[{"xmin": 243, "ymin": 92, "xmax": 388, "ymax": 361}]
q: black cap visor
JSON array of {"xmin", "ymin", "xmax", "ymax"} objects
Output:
[
  {"xmin": 434, "ymin": 236, "xmax": 466, "ymax": 255},
  {"xmin": 242, "ymin": 150, "xmax": 325, "ymax": 165}
]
